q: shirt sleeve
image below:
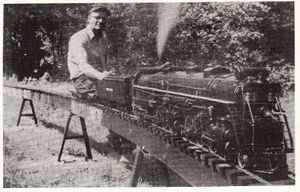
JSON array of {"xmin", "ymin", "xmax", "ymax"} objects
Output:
[{"xmin": 68, "ymin": 34, "xmax": 106, "ymax": 80}]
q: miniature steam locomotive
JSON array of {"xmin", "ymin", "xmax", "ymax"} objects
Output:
[{"xmin": 95, "ymin": 65, "xmax": 293, "ymax": 174}]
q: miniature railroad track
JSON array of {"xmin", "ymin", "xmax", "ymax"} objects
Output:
[{"xmin": 3, "ymin": 83, "xmax": 295, "ymax": 186}]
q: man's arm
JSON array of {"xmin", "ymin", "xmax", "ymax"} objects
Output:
[{"xmin": 68, "ymin": 35, "xmax": 107, "ymax": 80}]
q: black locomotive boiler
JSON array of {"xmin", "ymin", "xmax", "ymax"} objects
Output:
[{"xmin": 95, "ymin": 65, "xmax": 293, "ymax": 174}]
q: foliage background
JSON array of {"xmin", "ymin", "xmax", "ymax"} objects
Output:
[{"xmin": 3, "ymin": 2, "xmax": 294, "ymax": 92}]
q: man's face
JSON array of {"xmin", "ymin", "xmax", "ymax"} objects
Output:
[{"xmin": 88, "ymin": 12, "xmax": 108, "ymax": 31}]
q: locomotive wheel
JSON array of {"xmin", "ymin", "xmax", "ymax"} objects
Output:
[
  {"xmin": 238, "ymin": 153, "xmax": 250, "ymax": 169},
  {"xmin": 156, "ymin": 108, "xmax": 168, "ymax": 127},
  {"xmin": 184, "ymin": 115, "xmax": 197, "ymax": 139}
]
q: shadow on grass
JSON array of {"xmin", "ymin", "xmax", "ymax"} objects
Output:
[{"xmin": 40, "ymin": 120, "xmax": 112, "ymax": 155}]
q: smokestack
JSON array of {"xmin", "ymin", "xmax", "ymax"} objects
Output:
[{"xmin": 157, "ymin": 3, "xmax": 181, "ymax": 60}]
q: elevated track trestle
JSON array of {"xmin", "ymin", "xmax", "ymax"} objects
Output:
[{"xmin": 3, "ymin": 83, "xmax": 295, "ymax": 186}]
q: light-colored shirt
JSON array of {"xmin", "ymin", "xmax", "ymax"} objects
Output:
[{"xmin": 67, "ymin": 27, "xmax": 109, "ymax": 79}]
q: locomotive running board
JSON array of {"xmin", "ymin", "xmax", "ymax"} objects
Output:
[{"xmin": 133, "ymin": 85, "xmax": 236, "ymax": 104}]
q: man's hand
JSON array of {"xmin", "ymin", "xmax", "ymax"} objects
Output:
[
  {"xmin": 97, "ymin": 70, "xmax": 114, "ymax": 81},
  {"xmin": 103, "ymin": 70, "xmax": 114, "ymax": 75}
]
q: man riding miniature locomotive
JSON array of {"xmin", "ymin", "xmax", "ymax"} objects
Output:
[
  {"xmin": 68, "ymin": 6, "xmax": 111, "ymax": 99},
  {"xmin": 67, "ymin": 6, "xmax": 170, "ymax": 163}
]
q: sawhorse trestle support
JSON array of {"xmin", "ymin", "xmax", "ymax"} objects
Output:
[
  {"xmin": 17, "ymin": 97, "xmax": 38, "ymax": 126},
  {"xmin": 129, "ymin": 146, "xmax": 170, "ymax": 187},
  {"xmin": 58, "ymin": 112, "xmax": 92, "ymax": 161}
]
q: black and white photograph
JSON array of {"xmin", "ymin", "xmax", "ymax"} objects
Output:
[{"xmin": 2, "ymin": 0, "xmax": 295, "ymax": 188}]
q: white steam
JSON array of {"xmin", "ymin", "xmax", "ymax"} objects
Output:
[{"xmin": 157, "ymin": 3, "xmax": 181, "ymax": 60}]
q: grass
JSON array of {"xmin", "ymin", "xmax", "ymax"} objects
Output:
[
  {"xmin": 2, "ymin": 93, "xmax": 156, "ymax": 187},
  {"xmin": 3, "ymin": 135, "xmax": 27, "ymax": 188}
]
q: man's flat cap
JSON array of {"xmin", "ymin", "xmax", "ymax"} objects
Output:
[{"xmin": 89, "ymin": 6, "xmax": 111, "ymax": 16}]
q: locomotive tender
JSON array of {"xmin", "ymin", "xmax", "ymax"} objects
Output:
[{"xmin": 96, "ymin": 65, "xmax": 293, "ymax": 174}]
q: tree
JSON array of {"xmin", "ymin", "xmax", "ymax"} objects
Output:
[
  {"xmin": 164, "ymin": 2, "xmax": 294, "ymax": 91},
  {"xmin": 3, "ymin": 2, "xmax": 294, "ymax": 91},
  {"xmin": 4, "ymin": 4, "xmax": 90, "ymax": 80}
]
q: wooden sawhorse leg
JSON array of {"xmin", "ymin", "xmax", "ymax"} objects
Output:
[
  {"xmin": 58, "ymin": 113, "xmax": 92, "ymax": 161},
  {"xmin": 17, "ymin": 97, "xmax": 38, "ymax": 126},
  {"xmin": 160, "ymin": 162, "xmax": 171, "ymax": 186},
  {"xmin": 129, "ymin": 146, "xmax": 170, "ymax": 187},
  {"xmin": 130, "ymin": 146, "xmax": 144, "ymax": 187}
]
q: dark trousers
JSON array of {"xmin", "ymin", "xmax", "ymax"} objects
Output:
[
  {"xmin": 72, "ymin": 75, "xmax": 97, "ymax": 95},
  {"xmin": 73, "ymin": 75, "xmax": 136, "ymax": 153}
]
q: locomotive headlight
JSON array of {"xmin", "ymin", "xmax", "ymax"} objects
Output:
[
  {"xmin": 264, "ymin": 109, "xmax": 272, "ymax": 117},
  {"xmin": 259, "ymin": 106, "xmax": 273, "ymax": 118}
]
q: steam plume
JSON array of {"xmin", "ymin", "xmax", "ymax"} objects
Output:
[{"xmin": 157, "ymin": 3, "xmax": 181, "ymax": 60}]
